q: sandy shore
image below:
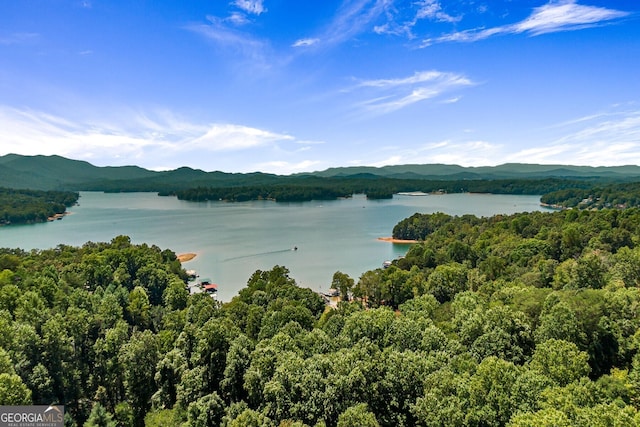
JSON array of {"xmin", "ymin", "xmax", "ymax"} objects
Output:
[
  {"xmin": 377, "ymin": 237, "xmax": 420, "ymax": 244},
  {"xmin": 177, "ymin": 253, "xmax": 197, "ymax": 262}
]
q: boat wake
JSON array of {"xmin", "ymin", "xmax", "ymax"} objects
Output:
[{"xmin": 223, "ymin": 247, "xmax": 297, "ymax": 262}]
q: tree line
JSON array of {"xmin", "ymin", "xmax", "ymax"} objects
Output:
[
  {"xmin": 0, "ymin": 188, "xmax": 79, "ymax": 225},
  {"xmin": 172, "ymin": 177, "xmax": 596, "ymax": 203},
  {"xmin": 2, "ymin": 207, "xmax": 640, "ymax": 425},
  {"xmin": 541, "ymin": 181, "xmax": 640, "ymax": 209},
  {"xmin": 171, "ymin": 184, "xmax": 352, "ymax": 203}
]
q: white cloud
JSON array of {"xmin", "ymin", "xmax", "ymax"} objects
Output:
[
  {"xmin": 503, "ymin": 144, "xmax": 577, "ymax": 165},
  {"xmin": 503, "ymin": 109, "xmax": 640, "ymax": 165},
  {"xmin": 292, "ymin": 38, "xmax": 320, "ymax": 48},
  {"xmin": 358, "ymin": 70, "xmax": 470, "ymax": 88},
  {"xmin": 422, "ymin": 0, "xmax": 630, "ymax": 46},
  {"xmin": 299, "ymin": 0, "xmax": 391, "ymax": 47},
  {"xmin": 292, "ymin": 0, "xmax": 464, "ymax": 47},
  {"xmin": 398, "ymin": 109, "xmax": 640, "ymax": 167},
  {"xmin": 552, "ymin": 110, "xmax": 640, "ymax": 164},
  {"xmin": 373, "ymin": 0, "xmax": 462, "ymax": 38},
  {"xmin": 0, "ymin": 106, "xmax": 298, "ymax": 168},
  {"xmin": 556, "ymin": 112, "xmax": 640, "ymax": 144},
  {"xmin": 256, "ymin": 160, "xmax": 323, "ymax": 175},
  {"xmin": 514, "ymin": 0, "xmax": 628, "ymax": 35},
  {"xmin": 415, "ymin": 0, "xmax": 461, "ymax": 24},
  {"xmin": 227, "ymin": 12, "xmax": 251, "ymax": 26},
  {"xmin": 368, "ymin": 155, "xmax": 404, "ymax": 167},
  {"xmin": 416, "ymin": 140, "xmax": 501, "ymax": 166},
  {"xmin": 371, "ymin": 108, "xmax": 640, "ymax": 167},
  {"xmin": 0, "ymin": 107, "xmax": 158, "ymax": 163},
  {"xmin": 234, "ymin": 0, "xmax": 266, "ymax": 16},
  {"xmin": 357, "ymin": 140, "xmax": 502, "ymax": 167},
  {"xmin": 188, "ymin": 124, "xmax": 294, "ymax": 151},
  {"xmin": 441, "ymin": 96, "xmax": 462, "ymax": 104},
  {"xmin": 351, "ymin": 70, "xmax": 474, "ymax": 114}
]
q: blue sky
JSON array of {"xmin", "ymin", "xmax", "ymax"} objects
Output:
[{"xmin": 1, "ymin": 0, "xmax": 638, "ymax": 174}]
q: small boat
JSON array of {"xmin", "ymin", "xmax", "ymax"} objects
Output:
[
  {"xmin": 203, "ymin": 283, "xmax": 218, "ymax": 294},
  {"xmin": 397, "ymin": 191, "xmax": 429, "ymax": 196},
  {"xmin": 383, "ymin": 260, "xmax": 392, "ymax": 268}
]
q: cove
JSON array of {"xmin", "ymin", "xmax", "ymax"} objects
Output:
[{"xmin": 0, "ymin": 192, "xmax": 554, "ymax": 301}]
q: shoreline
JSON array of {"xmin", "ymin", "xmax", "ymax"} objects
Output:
[
  {"xmin": 177, "ymin": 253, "xmax": 197, "ymax": 262},
  {"xmin": 377, "ymin": 237, "xmax": 420, "ymax": 244}
]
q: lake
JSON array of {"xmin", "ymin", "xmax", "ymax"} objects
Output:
[{"xmin": 0, "ymin": 192, "xmax": 554, "ymax": 301}]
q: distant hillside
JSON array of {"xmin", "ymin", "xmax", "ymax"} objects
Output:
[
  {"xmin": 0, "ymin": 154, "xmax": 281, "ymax": 191},
  {"xmin": 0, "ymin": 154, "xmax": 156, "ymax": 190},
  {"xmin": 1, "ymin": 154, "xmax": 640, "ymax": 192},
  {"xmin": 306, "ymin": 163, "xmax": 640, "ymax": 180}
]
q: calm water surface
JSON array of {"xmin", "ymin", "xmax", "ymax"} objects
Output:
[{"xmin": 0, "ymin": 192, "xmax": 554, "ymax": 301}]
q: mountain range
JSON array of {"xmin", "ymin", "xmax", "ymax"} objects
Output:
[{"xmin": 2, "ymin": 153, "xmax": 640, "ymax": 191}]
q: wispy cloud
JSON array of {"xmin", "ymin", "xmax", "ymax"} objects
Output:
[
  {"xmin": 354, "ymin": 139, "xmax": 502, "ymax": 167},
  {"xmin": 506, "ymin": 109, "xmax": 640, "ymax": 165},
  {"xmin": 442, "ymin": 96, "xmax": 462, "ymax": 104},
  {"xmin": 513, "ymin": 0, "xmax": 628, "ymax": 35},
  {"xmin": 415, "ymin": 140, "xmax": 500, "ymax": 166},
  {"xmin": 351, "ymin": 108, "xmax": 640, "ymax": 168},
  {"xmin": 292, "ymin": 38, "xmax": 320, "ymax": 48},
  {"xmin": 552, "ymin": 110, "xmax": 640, "ymax": 164},
  {"xmin": 0, "ymin": 106, "xmax": 299, "ymax": 168},
  {"xmin": 415, "ymin": 0, "xmax": 461, "ymax": 24},
  {"xmin": 350, "ymin": 70, "xmax": 474, "ymax": 114},
  {"xmin": 421, "ymin": 0, "xmax": 630, "ymax": 46},
  {"xmin": 557, "ymin": 112, "xmax": 640, "ymax": 143},
  {"xmin": 0, "ymin": 107, "xmax": 158, "ymax": 163},
  {"xmin": 374, "ymin": 0, "xmax": 461, "ymax": 38},
  {"xmin": 227, "ymin": 12, "xmax": 251, "ymax": 26},
  {"xmin": 188, "ymin": 124, "xmax": 294, "ymax": 151},
  {"xmin": 275, "ymin": 0, "xmax": 465, "ymax": 49},
  {"xmin": 234, "ymin": 0, "xmax": 266, "ymax": 16},
  {"xmin": 329, "ymin": 0, "xmax": 391, "ymax": 44},
  {"xmin": 296, "ymin": 0, "xmax": 391, "ymax": 48},
  {"xmin": 186, "ymin": 16, "xmax": 271, "ymax": 68},
  {"xmin": 256, "ymin": 160, "xmax": 322, "ymax": 175}
]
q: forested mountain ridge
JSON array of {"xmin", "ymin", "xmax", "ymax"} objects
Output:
[
  {"xmin": 2, "ymin": 153, "xmax": 640, "ymax": 191},
  {"xmin": 3, "ymin": 209, "xmax": 640, "ymax": 425},
  {"xmin": 0, "ymin": 154, "xmax": 156, "ymax": 190},
  {"xmin": 304, "ymin": 162, "xmax": 640, "ymax": 180}
]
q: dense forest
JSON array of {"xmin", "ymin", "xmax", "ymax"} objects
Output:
[
  {"xmin": 172, "ymin": 177, "xmax": 597, "ymax": 203},
  {"xmin": 171, "ymin": 182, "xmax": 353, "ymax": 203},
  {"xmin": 541, "ymin": 182, "xmax": 640, "ymax": 209},
  {"xmin": 0, "ymin": 188, "xmax": 79, "ymax": 225},
  {"xmin": 2, "ymin": 208, "xmax": 640, "ymax": 425}
]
